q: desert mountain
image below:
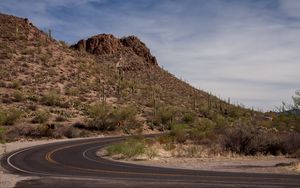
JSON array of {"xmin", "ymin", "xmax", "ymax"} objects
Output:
[{"xmin": 0, "ymin": 13, "xmax": 250, "ymax": 141}]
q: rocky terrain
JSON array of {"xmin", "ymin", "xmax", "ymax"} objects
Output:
[
  {"xmin": 0, "ymin": 13, "xmax": 299, "ymax": 158},
  {"xmin": 0, "ymin": 13, "xmax": 250, "ymax": 142}
]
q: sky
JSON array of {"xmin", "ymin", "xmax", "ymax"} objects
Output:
[{"xmin": 1, "ymin": 0, "xmax": 300, "ymax": 111}]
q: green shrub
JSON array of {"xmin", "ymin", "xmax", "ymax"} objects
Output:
[
  {"xmin": 0, "ymin": 111, "xmax": 7, "ymax": 126},
  {"xmin": 86, "ymin": 104, "xmax": 139, "ymax": 131},
  {"xmin": 112, "ymin": 105, "xmax": 137, "ymax": 121},
  {"xmin": 0, "ymin": 126, "xmax": 5, "ymax": 143},
  {"xmin": 6, "ymin": 109, "xmax": 22, "ymax": 125},
  {"xmin": 12, "ymin": 90, "xmax": 24, "ymax": 102},
  {"xmin": 41, "ymin": 91, "xmax": 61, "ymax": 106},
  {"xmin": 182, "ymin": 112, "xmax": 196, "ymax": 124},
  {"xmin": 32, "ymin": 110, "xmax": 50, "ymax": 124},
  {"xmin": 170, "ymin": 124, "xmax": 189, "ymax": 143},
  {"xmin": 27, "ymin": 93, "xmax": 39, "ymax": 102},
  {"xmin": 112, "ymin": 105, "xmax": 139, "ymax": 130},
  {"xmin": 87, "ymin": 103, "xmax": 112, "ymax": 131},
  {"xmin": 0, "ymin": 108, "xmax": 22, "ymax": 126},
  {"xmin": 106, "ymin": 138, "xmax": 145, "ymax": 159},
  {"xmin": 155, "ymin": 106, "xmax": 177, "ymax": 127}
]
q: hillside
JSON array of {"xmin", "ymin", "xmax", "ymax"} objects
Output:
[{"xmin": 0, "ymin": 13, "xmax": 257, "ymax": 141}]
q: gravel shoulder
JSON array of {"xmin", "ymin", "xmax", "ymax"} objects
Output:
[{"xmin": 100, "ymin": 150, "xmax": 300, "ymax": 175}]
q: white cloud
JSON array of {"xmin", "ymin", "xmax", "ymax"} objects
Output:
[{"xmin": 279, "ymin": 0, "xmax": 300, "ymax": 17}]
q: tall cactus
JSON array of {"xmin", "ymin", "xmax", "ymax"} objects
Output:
[
  {"xmin": 48, "ymin": 29, "xmax": 52, "ymax": 39},
  {"xmin": 15, "ymin": 23, "xmax": 19, "ymax": 37}
]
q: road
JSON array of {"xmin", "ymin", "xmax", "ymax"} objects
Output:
[{"xmin": 1, "ymin": 135, "xmax": 300, "ymax": 188}]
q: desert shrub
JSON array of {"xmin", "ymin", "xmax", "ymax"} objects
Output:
[
  {"xmin": 4, "ymin": 127, "xmax": 20, "ymax": 142},
  {"xmin": 182, "ymin": 112, "xmax": 196, "ymax": 124},
  {"xmin": 0, "ymin": 126, "xmax": 5, "ymax": 143},
  {"xmin": 31, "ymin": 110, "xmax": 50, "ymax": 124},
  {"xmin": 157, "ymin": 135, "xmax": 173, "ymax": 144},
  {"xmin": 112, "ymin": 105, "xmax": 137, "ymax": 121},
  {"xmin": 72, "ymin": 122, "xmax": 87, "ymax": 129},
  {"xmin": 221, "ymin": 124, "xmax": 292, "ymax": 155},
  {"xmin": 16, "ymin": 125, "xmax": 52, "ymax": 138},
  {"xmin": 55, "ymin": 115, "xmax": 67, "ymax": 122},
  {"xmin": 145, "ymin": 148, "xmax": 158, "ymax": 159},
  {"xmin": 41, "ymin": 91, "xmax": 61, "ymax": 106},
  {"xmin": 213, "ymin": 114, "xmax": 229, "ymax": 133},
  {"xmin": 281, "ymin": 132, "xmax": 300, "ymax": 154},
  {"xmin": 87, "ymin": 103, "xmax": 113, "ymax": 131},
  {"xmin": 0, "ymin": 108, "xmax": 22, "ymax": 126},
  {"xmin": 111, "ymin": 105, "xmax": 139, "ymax": 130},
  {"xmin": 11, "ymin": 80, "xmax": 21, "ymax": 89},
  {"xmin": 154, "ymin": 106, "xmax": 177, "ymax": 128},
  {"xmin": 5, "ymin": 108, "xmax": 22, "ymax": 125},
  {"xmin": 170, "ymin": 124, "xmax": 189, "ymax": 143},
  {"xmin": 62, "ymin": 127, "xmax": 85, "ymax": 138},
  {"xmin": 29, "ymin": 125, "xmax": 52, "ymax": 137},
  {"xmin": 27, "ymin": 93, "xmax": 39, "ymax": 102},
  {"xmin": 86, "ymin": 104, "xmax": 139, "ymax": 131},
  {"xmin": 65, "ymin": 87, "xmax": 80, "ymax": 96},
  {"xmin": 12, "ymin": 90, "xmax": 24, "ymax": 102},
  {"xmin": 222, "ymin": 124, "xmax": 256, "ymax": 155},
  {"xmin": 185, "ymin": 146, "xmax": 199, "ymax": 157},
  {"xmin": 0, "ymin": 111, "xmax": 7, "ymax": 126},
  {"xmin": 106, "ymin": 138, "xmax": 145, "ymax": 159}
]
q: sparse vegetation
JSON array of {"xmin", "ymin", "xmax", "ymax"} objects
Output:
[
  {"xmin": 0, "ymin": 12, "xmax": 299, "ymax": 164},
  {"xmin": 31, "ymin": 110, "xmax": 50, "ymax": 124},
  {"xmin": 106, "ymin": 137, "xmax": 145, "ymax": 159},
  {"xmin": 12, "ymin": 90, "xmax": 24, "ymax": 102},
  {"xmin": 41, "ymin": 91, "xmax": 61, "ymax": 106},
  {"xmin": 0, "ymin": 108, "xmax": 22, "ymax": 126}
]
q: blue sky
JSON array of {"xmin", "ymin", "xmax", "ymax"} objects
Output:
[{"xmin": 1, "ymin": 0, "xmax": 300, "ymax": 111}]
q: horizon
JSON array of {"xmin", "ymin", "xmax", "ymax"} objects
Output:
[{"xmin": 1, "ymin": 0, "xmax": 299, "ymax": 111}]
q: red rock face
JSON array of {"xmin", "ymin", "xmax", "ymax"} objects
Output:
[
  {"xmin": 71, "ymin": 34, "xmax": 157, "ymax": 67},
  {"xmin": 120, "ymin": 36, "xmax": 157, "ymax": 66}
]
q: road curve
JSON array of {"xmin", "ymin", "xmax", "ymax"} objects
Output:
[{"xmin": 1, "ymin": 135, "xmax": 300, "ymax": 188}]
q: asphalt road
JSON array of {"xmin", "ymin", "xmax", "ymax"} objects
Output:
[{"xmin": 1, "ymin": 135, "xmax": 300, "ymax": 188}]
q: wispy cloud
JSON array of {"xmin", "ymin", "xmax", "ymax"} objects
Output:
[{"xmin": 1, "ymin": 0, "xmax": 299, "ymax": 111}]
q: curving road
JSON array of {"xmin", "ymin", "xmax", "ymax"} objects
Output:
[{"xmin": 1, "ymin": 135, "xmax": 300, "ymax": 188}]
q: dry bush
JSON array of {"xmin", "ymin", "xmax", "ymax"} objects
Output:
[{"xmin": 221, "ymin": 124, "xmax": 300, "ymax": 155}]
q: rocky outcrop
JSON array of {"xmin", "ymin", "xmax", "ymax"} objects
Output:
[
  {"xmin": 120, "ymin": 36, "xmax": 157, "ymax": 66},
  {"xmin": 71, "ymin": 34, "xmax": 157, "ymax": 67}
]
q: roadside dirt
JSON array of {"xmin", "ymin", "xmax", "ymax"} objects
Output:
[
  {"xmin": 118, "ymin": 156, "xmax": 299, "ymax": 174},
  {"xmin": 99, "ymin": 146, "xmax": 300, "ymax": 175}
]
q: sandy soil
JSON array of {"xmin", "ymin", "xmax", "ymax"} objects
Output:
[{"xmin": 0, "ymin": 136, "xmax": 106, "ymax": 188}]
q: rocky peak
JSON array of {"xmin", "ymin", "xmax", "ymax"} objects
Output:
[
  {"xmin": 73, "ymin": 34, "xmax": 122, "ymax": 55},
  {"xmin": 71, "ymin": 34, "xmax": 157, "ymax": 67},
  {"xmin": 120, "ymin": 36, "xmax": 157, "ymax": 66}
]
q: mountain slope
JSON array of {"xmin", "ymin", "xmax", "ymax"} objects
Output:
[{"xmin": 0, "ymin": 13, "xmax": 251, "ymax": 141}]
